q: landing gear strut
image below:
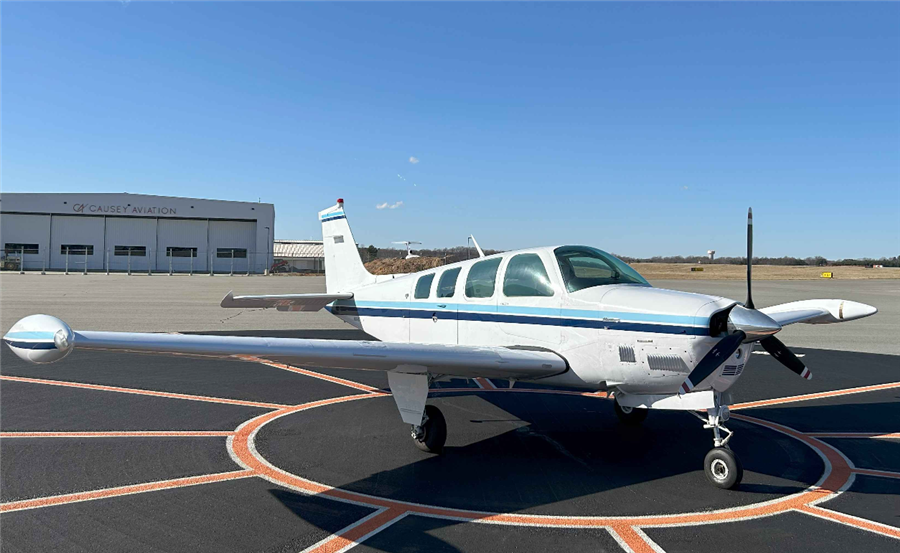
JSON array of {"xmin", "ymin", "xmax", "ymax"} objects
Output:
[
  {"xmin": 692, "ymin": 401, "xmax": 743, "ymax": 489},
  {"xmin": 411, "ymin": 405, "xmax": 447, "ymax": 453}
]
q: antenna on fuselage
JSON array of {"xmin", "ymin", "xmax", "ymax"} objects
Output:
[{"xmin": 468, "ymin": 235, "xmax": 485, "ymax": 258}]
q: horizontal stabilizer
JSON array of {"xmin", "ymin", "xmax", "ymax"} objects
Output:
[{"xmin": 220, "ymin": 291, "xmax": 353, "ymax": 312}]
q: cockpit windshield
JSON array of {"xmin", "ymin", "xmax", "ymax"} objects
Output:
[{"xmin": 554, "ymin": 246, "xmax": 650, "ymax": 293}]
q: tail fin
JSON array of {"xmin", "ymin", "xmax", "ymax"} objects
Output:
[{"xmin": 319, "ymin": 199, "xmax": 375, "ymax": 293}]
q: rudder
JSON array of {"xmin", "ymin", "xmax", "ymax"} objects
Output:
[{"xmin": 319, "ymin": 199, "xmax": 375, "ymax": 293}]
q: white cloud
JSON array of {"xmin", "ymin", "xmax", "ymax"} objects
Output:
[
  {"xmin": 376, "ymin": 201, "xmax": 404, "ymax": 210},
  {"xmin": 682, "ymin": 185, "xmax": 690, "ymax": 190},
  {"xmin": 409, "ymin": 156, "xmax": 419, "ymax": 164},
  {"xmin": 376, "ymin": 202, "xmax": 389, "ymax": 210}
]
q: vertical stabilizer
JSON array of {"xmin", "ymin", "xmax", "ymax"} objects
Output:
[{"xmin": 319, "ymin": 199, "xmax": 375, "ymax": 293}]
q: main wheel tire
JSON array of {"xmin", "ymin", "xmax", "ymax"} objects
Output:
[
  {"xmin": 704, "ymin": 447, "xmax": 743, "ymax": 489},
  {"xmin": 613, "ymin": 399, "xmax": 648, "ymax": 426},
  {"xmin": 413, "ymin": 405, "xmax": 447, "ymax": 453}
]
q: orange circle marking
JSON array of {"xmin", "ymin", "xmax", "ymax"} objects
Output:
[{"xmin": 227, "ymin": 389, "xmax": 856, "ymax": 530}]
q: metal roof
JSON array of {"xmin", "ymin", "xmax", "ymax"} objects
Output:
[{"xmin": 274, "ymin": 240, "xmax": 324, "ymax": 259}]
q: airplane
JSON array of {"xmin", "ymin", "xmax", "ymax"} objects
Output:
[
  {"xmin": 3, "ymin": 199, "xmax": 877, "ymax": 489},
  {"xmin": 393, "ymin": 240, "xmax": 422, "ymax": 259}
]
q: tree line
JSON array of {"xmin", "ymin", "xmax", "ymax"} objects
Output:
[{"xmin": 360, "ymin": 246, "xmax": 899, "ymax": 268}]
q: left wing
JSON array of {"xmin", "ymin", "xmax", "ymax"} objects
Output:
[
  {"xmin": 220, "ymin": 290, "xmax": 352, "ymax": 312},
  {"xmin": 4, "ymin": 315, "xmax": 567, "ymax": 381},
  {"xmin": 760, "ymin": 299, "xmax": 877, "ymax": 326}
]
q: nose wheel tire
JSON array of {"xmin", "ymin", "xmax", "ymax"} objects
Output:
[
  {"xmin": 704, "ymin": 447, "xmax": 743, "ymax": 489},
  {"xmin": 613, "ymin": 398, "xmax": 648, "ymax": 426},
  {"xmin": 412, "ymin": 405, "xmax": 447, "ymax": 454}
]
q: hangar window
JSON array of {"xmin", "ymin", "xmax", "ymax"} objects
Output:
[
  {"xmin": 465, "ymin": 258, "xmax": 501, "ymax": 298},
  {"xmin": 217, "ymin": 248, "xmax": 247, "ymax": 258},
  {"xmin": 166, "ymin": 247, "xmax": 197, "ymax": 258},
  {"xmin": 437, "ymin": 267, "xmax": 462, "ymax": 298},
  {"xmin": 504, "ymin": 254, "xmax": 554, "ymax": 297},
  {"xmin": 4, "ymin": 243, "xmax": 39, "ymax": 255},
  {"xmin": 115, "ymin": 246, "xmax": 147, "ymax": 257},
  {"xmin": 60, "ymin": 244, "xmax": 94, "ymax": 255},
  {"xmin": 414, "ymin": 274, "xmax": 434, "ymax": 299}
]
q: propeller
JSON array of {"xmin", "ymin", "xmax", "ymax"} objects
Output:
[
  {"xmin": 680, "ymin": 208, "xmax": 811, "ymax": 394},
  {"xmin": 759, "ymin": 336, "xmax": 811, "ymax": 380}
]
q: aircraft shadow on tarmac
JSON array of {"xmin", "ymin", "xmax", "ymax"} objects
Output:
[
  {"xmin": 191, "ymin": 329, "xmax": 900, "ymax": 549},
  {"xmin": 2, "ymin": 329, "xmax": 896, "ymax": 551},
  {"xmin": 258, "ymin": 385, "xmax": 872, "ymax": 551},
  {"xmin": 241, "ymin": 332, "xmax": 899, "ymax": 551}
]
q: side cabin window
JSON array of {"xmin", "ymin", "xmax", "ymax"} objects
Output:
[
  {"xmin": 414, "ymin": 274, "xmax": 434, "ymax": 299},
  {"xmin": 465, "ymin": 258, "xmax": 502, "ymax": 298},
  {"xmin": 437, "ymin": 267, "xmax": 461, "ymax": 298},
  {"xmin": 504, "ymin": 254, "xmax": 554, "ymax": 297}
]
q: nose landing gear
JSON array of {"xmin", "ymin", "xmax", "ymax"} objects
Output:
[{"xmin": 693, "ymin": 404, "xmax": 743, "ymax": 489}]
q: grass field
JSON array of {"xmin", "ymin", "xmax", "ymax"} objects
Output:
[{"xmin": 632, "ymin": 263, "xmax": 900, "ymax": 280}]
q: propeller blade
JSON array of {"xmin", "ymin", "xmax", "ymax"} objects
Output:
[
  {"xmin": 746, "ymin": 207, "xmax": 754, "ymax": 310},
  {"xmin": 759, "ymin": 336, "xmax": 812, "ymax": 380},
  {"xmin": 680, "ymin": 331, "xmax": 746, "ymax": 394}
]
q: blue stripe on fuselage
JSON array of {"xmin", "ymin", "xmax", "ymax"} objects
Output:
[{"xmin": 327, "ymin": 301, "xmax": 709, "ymax": 336}]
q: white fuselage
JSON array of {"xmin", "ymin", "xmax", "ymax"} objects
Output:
[{"xmin": 328, "ymin": 246, "xmax": 749, "ymax": 394}]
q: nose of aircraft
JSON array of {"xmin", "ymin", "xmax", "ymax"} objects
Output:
[{"xmin": 727, "ymin": 304, "xmax": 782, "ymax": 341}]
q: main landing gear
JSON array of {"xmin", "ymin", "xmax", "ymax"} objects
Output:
[
  {"xmin": 411, "ymin": 405, "xmax": 447, "ymax": 453},
  {"xmin": 693, "ymin": 404, "xmax": 743, "ymax": 489}
]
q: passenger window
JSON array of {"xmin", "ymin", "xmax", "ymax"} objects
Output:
[
  {"xmin": 503, "ymin": 254, "xmax": 554, "ymax": 297},
  {"xmin": 414, "ymin": 274, "xmax": 434, "ymax": 299},
  {"xmin": 437, "ymin": 267, "xmax": 461, "ymax": 298},
  {"xmin": 465, "ymin": 258, "xmax": 502, "ymax": 298}
]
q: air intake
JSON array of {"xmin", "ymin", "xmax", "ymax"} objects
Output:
[
  {"xmin": 647, "ymin": 354, "xmax": 688, "ymax": 372},
  {"xmin": 618, "ymin": 345, "xmax": 636, "ymax": 363}
]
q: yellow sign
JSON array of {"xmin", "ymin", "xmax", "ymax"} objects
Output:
[
  {"xmin": 691, "ymin": 267, "xmax": 704, "ymax": 272},
  {"xmin": 821, "ymin": 272, "xmax": 833, "ymax": 279}
]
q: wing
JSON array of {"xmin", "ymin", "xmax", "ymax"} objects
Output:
[
  {"xmin": 760, "ymin": 299, "xmax": 877, "ymax": 326},
  {"xmin": 219, "ymin": 290, "xmax": 353, "ymax": 312},
  {"xmin": 3, "ymin": 315, "xmax": 567, "ymax": 381}
]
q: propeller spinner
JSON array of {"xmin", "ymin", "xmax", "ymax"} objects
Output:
[{"xmin": 680, "ymin": 208, "xmax": 811, "ymax": 394}]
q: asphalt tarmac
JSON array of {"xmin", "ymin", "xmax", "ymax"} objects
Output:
[{"xmin": 1, "ymin": 276, "xmax": 898, "ymax": 552}]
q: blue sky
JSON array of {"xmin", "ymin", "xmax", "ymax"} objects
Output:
[{"xmin": 4, "ymin": 2, "xmax": 898, "ymax": 258}]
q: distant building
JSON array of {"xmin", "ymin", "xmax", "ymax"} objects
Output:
[
  {"xmin": 0, "ymin": 192, "xmax": 274, "ymax": 273},
  {"xmin": 273, "ymin": 240, "xmax": 324, "ymax": 273},
  {"xmin": 707, "ymin": 250, "xmax": 716, "ymax": 261}
]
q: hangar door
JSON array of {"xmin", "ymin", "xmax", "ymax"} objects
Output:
[
  {"xmin": 208, "ymin": 220, "xmax": 256, "ymax": 273},
  {"xmin": 156, "ymin": 219, "xmax": 208, "ymax": 273},
  {"xmin": 50, "ymin": 216, "xmax": 105, "ymax": 271},
  {"xmin": 105, "ymin": 217, "xmax": 158, "ymax": 272},
  {"xmin": 1, "ymin": 213, "xmax": 51, "ymax": 271}
]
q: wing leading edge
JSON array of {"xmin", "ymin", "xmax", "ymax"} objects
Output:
[{"xmin": 3, "ymin": 315, "xmax": 566, "ymax": 380}]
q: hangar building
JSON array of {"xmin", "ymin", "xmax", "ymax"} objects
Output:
[
  {"xmin": 0, "ymin": 193, "xmax": 275, "ymax": 274},
  {"xmin": 273, "ymin": 240, "xmax": 325, "ymax": 273}
]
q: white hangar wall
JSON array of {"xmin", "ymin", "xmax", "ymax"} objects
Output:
[{"xmin": 0, "ymin": 193, "xmax": 275, "ymax": 274}]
